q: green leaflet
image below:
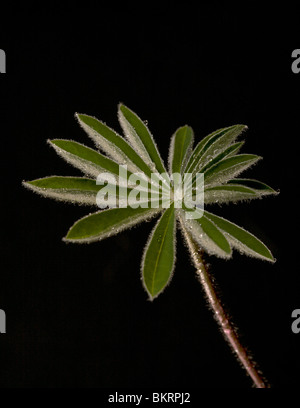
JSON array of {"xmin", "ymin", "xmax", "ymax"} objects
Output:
[
  {"xmin": 200, "ymin": 141, "xmax": 245, "ymax": 173},
  {"xmin": 142, "ymin": 205, "xmax": 176, "ymax": 300},
  {"xmin": 24, "ymin": 176, "xmax": 99, "ymax": 190},
  {"xmin": 204, "ymin": 184, "xmax": 256, "ymax": 204},
  {"xmin": 204, "ymin": 181, "xmax": 277, "ymax": 204},
  {"xmin": 186, "ymin": 125, "xmax": 246, "ymax": 175},
  {"xmin": 180, "ymin": 209, "xmax": 231, "ymax": 258},
  {"xmin": 227, "ymin": 178, "xmax": 277, "ymax": 193},
  {"xmin": 185, "ymin": 127, "xmax": 227, "ymax": 172},
  {"xmin": 118, "ymin": 104, "xmax": 167, "ymax": 174},
  {"xmin": 204, "ymin": 154, "xmax": 261, "ymax": 187},
  {"xmin": 76, "ymin": 113, "xmax": 153, "ymax": 178},
  {"xmin": 50, "ymin": 139, "xmax": 154, "ymax": 192},
  {"xmin": 191, "ymin": 141, "xmax": 245, "ymax": 189},
  {"xmin": 168, "ymin": 125, "xmax": 194, "ymax": 174},
  {"xmin": 23, "ymin": 176, "xmax": 145, "ymax": 208},
  {"xmin": 204, "ymin": 210, "xmax": 275, "ymax": 262},
  {"xmin": 193, "ymin": 125, "xmax": 246, "ymax": 173},
  {"xmin": 50, "ymin": 139, "xmax": 123, "ymax": 179},
  {"xmin": 23, "ymin": 176, "xmax": 99, "ymax": 205},
  {"xmin": 65, "ymin": 206, "xmax": 161, "ymax": 243},
  {"xmin": 223, "ymin": 142, "xmax": 245, "ymax": 159}
]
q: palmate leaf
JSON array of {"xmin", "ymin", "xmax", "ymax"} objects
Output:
[
  {"xmin": 23, "ymin": 103, "xmax": 277, "ymax": 303},
  {"xmin": 142, "ymin": 205, "xmax": 176, "ymax": 300},
  {"xmin": 65, "ymin": 206, "xmax": 161, "ymax": 244}
]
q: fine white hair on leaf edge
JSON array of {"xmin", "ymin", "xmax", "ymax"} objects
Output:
[
  {"xmin": 22, "ymin": 179, "xmax": 98, "ymax": 206},
  {"xmin": 48, "ymin": 139, "xmax": 103, "ymax": 178},
  {"xmin": 64, "ymin": 208, "xmax": 162, "ymax": 244},
  {"xmin": 141, "ymin": 208, "xmax": 177, "ymax": 301},
  {"xmin": 204, "ymin": 156, "xmax": 262, "ymax": 188},
  {"xmin": 117, "ymin": 105, "xmax": 155, "ymax": 171},
  {"xmin": 177, "ymin": 209, "xmax": 232, "ymax": 260},
  {"xmin": 75, "ymin": 113, "xmax": 146, "ymax": 175}
]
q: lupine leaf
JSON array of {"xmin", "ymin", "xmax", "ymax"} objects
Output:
[
  {"xmin": 168, "ymin": 125, "xmax": 194, "ymax": 174},
  {"xmin": 118, "ymin": 104, "xmax": 167, "ymax": 174},
  {"xmin": 76, "ymin": 113, "xmax": 153, "ymax": 178},
  {"xmin": 23, "ymin": 176, "xmax": 99, "ymax": 205},
  {"xmin": 204, "ymin": 210, "xmax": 275, "ymax": 262},
  {"xmin": 142, "ymin": 205, "xmax": 176, "ymax": 300},
  {"xmin": 204, "ymin": 154, "xmax": 261, "ymax": 187},
  {"xmin": 186, "ymin": 125, "xmax": 246, "ymax": 174},
  {"xmin": 22, "ymin": 103, "xmax": 278, "ymax": 304},
  {"xmin": 179, "ymin": 209, "xmax": 231, "ymax": 258},
  {"xmin": 65, "ymin": 206, "xmax": 161, "ymax": 243}
]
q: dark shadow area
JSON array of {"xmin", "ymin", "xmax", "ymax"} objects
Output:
[{"xmin": 1, "ymin": 4, "xmax": 299, "ymax": 389}]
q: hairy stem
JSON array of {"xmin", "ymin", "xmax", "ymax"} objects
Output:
[{"xmin": 180, "ymin": 221, "xmax": 268, "ymax": 388}]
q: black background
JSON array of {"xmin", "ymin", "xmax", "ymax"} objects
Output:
[{"xmin": 0, "ymin": 4, "xmax": 299, "ymax": 389}]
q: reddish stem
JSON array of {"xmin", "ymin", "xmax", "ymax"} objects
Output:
[{"xmin": 181, "ymin": 223, "xmax": 268, "ymax": 388}]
